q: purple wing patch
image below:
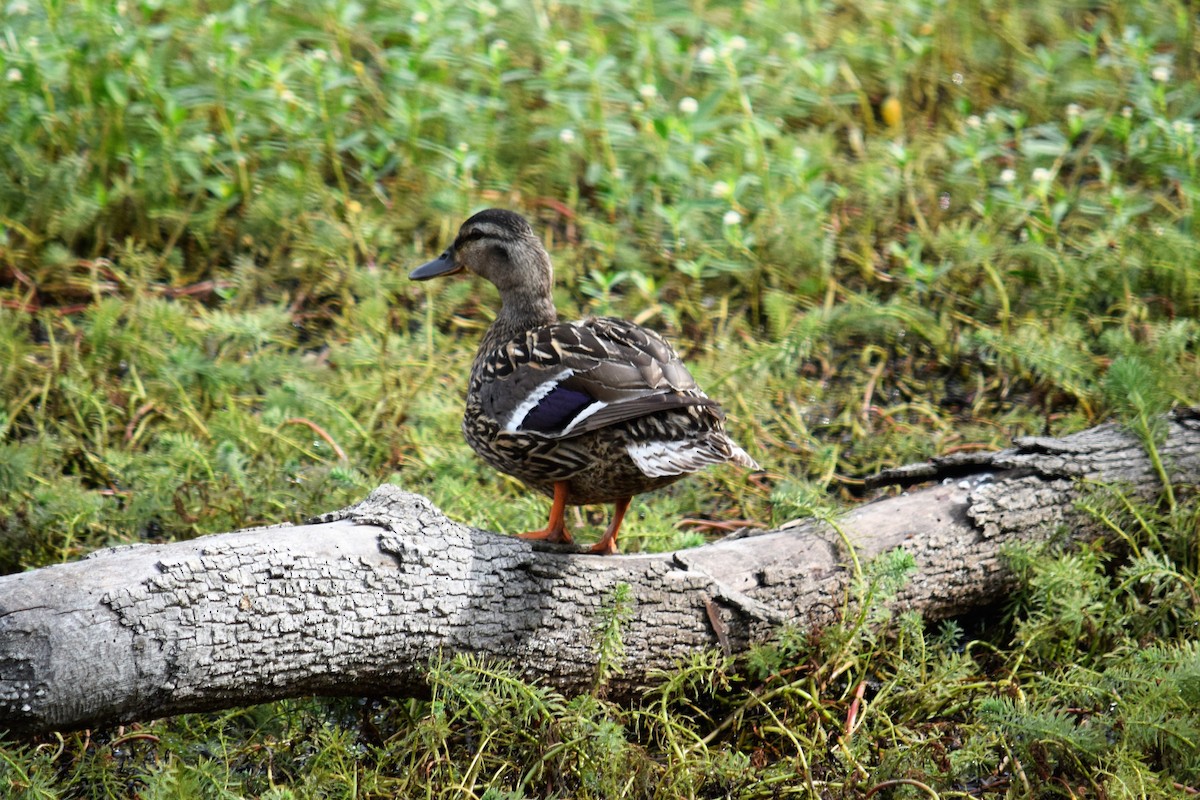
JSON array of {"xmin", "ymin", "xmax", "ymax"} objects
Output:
[{"xmin": 520, "ymin": 384, "xmax": 595, "ymax": 434}]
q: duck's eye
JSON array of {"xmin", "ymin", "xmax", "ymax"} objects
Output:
[{"xmin": 491, "ymin": 244, "xmax": 510, "ymax": 261}]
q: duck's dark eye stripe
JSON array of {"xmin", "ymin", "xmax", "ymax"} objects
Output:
[
  {"xmin": 455, "ymin": 230, "xmax": 489, "ymax": 247},
  {"xmin": 454, "ymin": 228, "xmax": 516, "ymax": 249}
]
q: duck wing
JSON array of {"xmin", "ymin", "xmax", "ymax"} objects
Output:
[{"xmin": 478, "ymin": 317, "xmax": 722, "ymax": 440}]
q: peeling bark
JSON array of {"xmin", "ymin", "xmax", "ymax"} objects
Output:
[{"xmin": 2, "ymin": 412, "xmax": 1198, "ymax": 737}]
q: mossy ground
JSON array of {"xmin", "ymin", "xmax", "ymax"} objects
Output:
[{"xmin": 1, "ymin": 0, "xmax": 1198, "ymax": 796}]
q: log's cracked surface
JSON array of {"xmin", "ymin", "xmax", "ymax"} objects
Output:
[{"xmin": 2, "ymin": 412, "xmax": 1197, "ymax": 736}]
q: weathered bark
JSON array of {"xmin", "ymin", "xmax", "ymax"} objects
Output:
[{"xmin": 2, "ymin": 411, "xmax": 1198, "ymax": 737}]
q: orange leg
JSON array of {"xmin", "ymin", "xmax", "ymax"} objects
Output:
[
  {"xmin": 588, "ymin": 496, "xmax": 631, "ymax": 555},
  {"xmin": 517, "ymin": 481, "xmax": 573, "ymax": 544}
]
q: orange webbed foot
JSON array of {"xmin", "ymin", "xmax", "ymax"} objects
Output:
[
  {"xmin": 516, "ymin": 481, "xmax": 573, "ymax": 544},
  {"xmin": 586, "ymin": 534, "xmax": 619, "ymax": 555},
  {"xmin": 587, "ymin": 497, "xmax": 630, "ymax": 556},
  {"xmin": 517, "ymin": 525, "xmax": 573, "ymax": 544}
]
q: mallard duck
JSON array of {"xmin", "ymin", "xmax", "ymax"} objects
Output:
[{"xmin": 411, "ymin": 209, "xmax": 758, "ymax": 554}]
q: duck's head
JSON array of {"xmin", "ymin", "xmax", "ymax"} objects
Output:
[{"xmin": 410, "ymin": 209, "xmax": 553, "ymax": 299}]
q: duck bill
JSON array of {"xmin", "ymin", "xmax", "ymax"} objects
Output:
[{"xmin": 409, "ymin": 254, "xmax": 462, "ymax": 280}]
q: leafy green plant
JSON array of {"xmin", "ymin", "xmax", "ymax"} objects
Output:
[
  {"xmin": 1103, "ymin": 354, "xmax": 1177, "ymax": 508},
  {"xmin": 594, "ymin": 581, "xmax": 634, "ymax": 693}
]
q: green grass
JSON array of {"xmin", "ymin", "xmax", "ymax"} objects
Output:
[{"xmin": 1, "ymin": 0, "xmax": 1199, "ymax": 795}]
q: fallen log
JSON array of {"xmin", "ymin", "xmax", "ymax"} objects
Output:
[{"xmin": 1, "ymin": 411, "xmax": 1197, "ymax": 736}]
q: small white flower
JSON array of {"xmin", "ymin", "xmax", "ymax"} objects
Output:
[
  {"xmin": 5, "ymin": 68, "xmax": 21, "ymax": 82},
  {"xmin": 999, "ymin": 168, "xmax": 1016, "ymax": 184},
  {"xmin": 792, "ymin": 146, "xmax": 808, "ymax": 161},
  {"xmin": 189, "ymin": 133, "xmax": 217, "ymax": 154},
  {"xmin": 678, "ymin": 96, "xmax": 699, "ymax": 115},
  {"xmin": 1031, "ymin": 167, "xmax": 1053, "ymax": 184},
  {"xmin": 558, "ymin": 128, "xmax": 576, "ymax": 144},
  {"xmin": 638, "ymin": 83, "xmax": 657, "ymax": 101},
  {"xmin": 1151, "ymin": 65, "xmax": 1171, "ymax": 83},
  {"xmin": 783, "ymin": 32, "xmax": 802, "ymax": 48},
  {"xmin": 491, "ymin": 39, "xmax": 508, "ymax": 52},
  {"xmin": 697, "ymin": 46, "xmax": 716, "ymax": 66},
  {"xmin": 555, "ymin": 39, "xmax": 571, "ymax": 56},
  {"xmin": 311, "ymin": 48, "xmax": 329, "ymax": 62},
  {"xmin": 457, "ymin": 141, "xmax": 469, "ymax": 153},
  {"xmin": 711, "ymin": 180, "xmax": 731, "ymax": 198},
  {"xmin": 413, "ymin": 10, "xmax": 429, "ymax": 24},
  {"xmin": 1066, "ymin": 103, "xmax": 1082, "ymax": 119},
  {"xmin": 478, "ymin": 1, "xmax": 497, "ymax": 17},
  {"xmin": 722, "ymin": 210, "xmax": 742, "ymax": 226},
  {"xmin": 1173, "ymin": 120, "xmax": 1195, "ymax": 136},
  {"xmin": 279, "ymin": 88, "xmax": 297, "ymax": 103},
  {"xmin": 951, "ymin": 71, "xmax": 964, "ymax": 85},
  {"xmin": 966, "ymin": 115, "xmax": 981, "ymax": 129}
]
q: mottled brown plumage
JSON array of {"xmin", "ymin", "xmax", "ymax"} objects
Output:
[{"xmin": 411, "ymin": 209, "xmax": 758, "ymax": 554}]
